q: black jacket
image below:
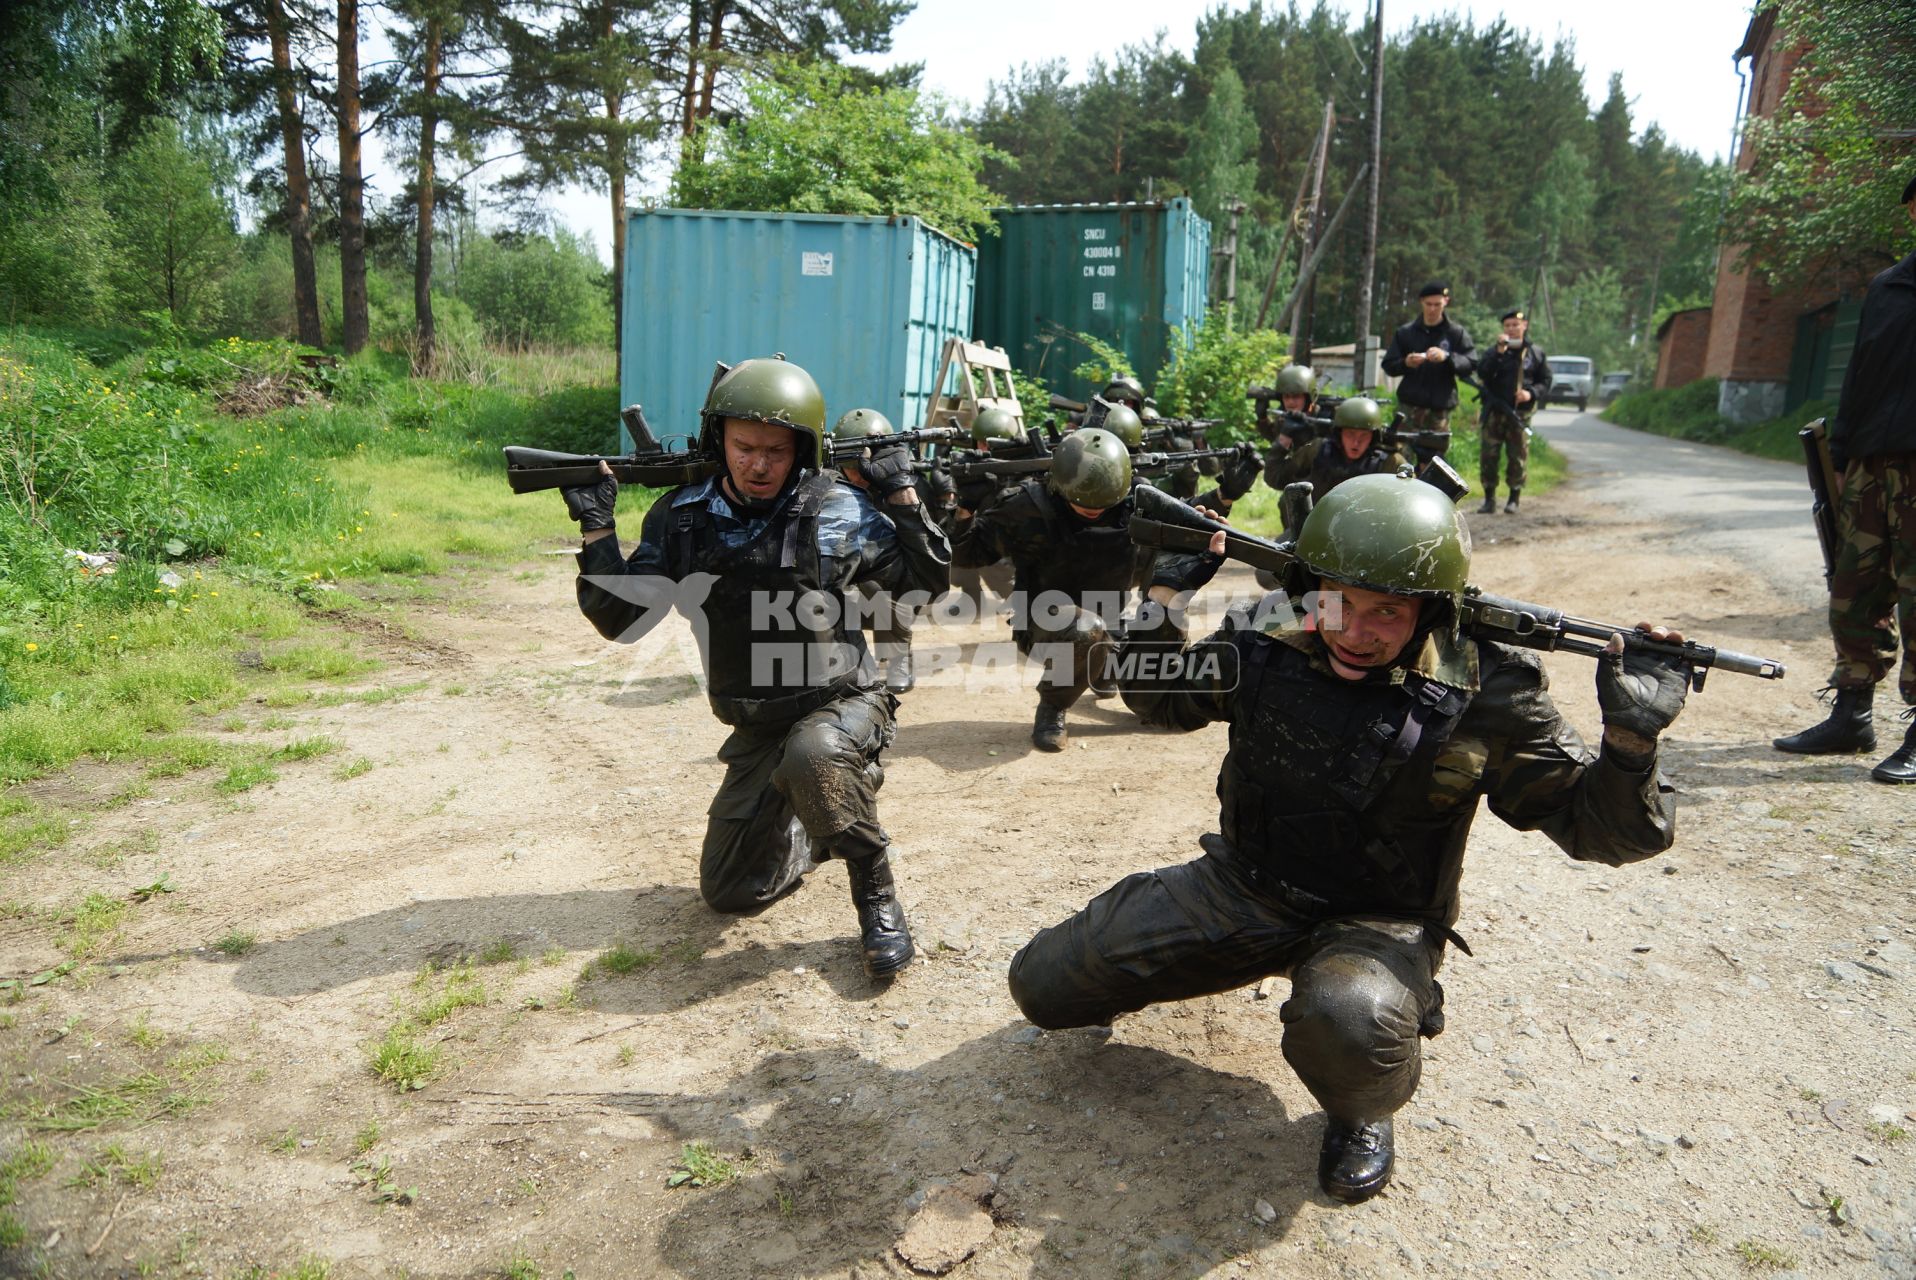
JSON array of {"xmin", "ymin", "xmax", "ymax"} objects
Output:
[
  {"xmin": 1382, "ymin": 315, "xmax": 1477, "ymax": 410},
  {"xmin": 1829, "ymin": 251, "xmax": 1916, "ymax": 471},
  {"xmin": 1476, "ymin": 339, "xmax": 1551, "ymax": 419}
]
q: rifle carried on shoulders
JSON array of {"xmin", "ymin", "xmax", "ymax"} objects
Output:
[
  {"xmin": 1257, "ymin": 409, "xmax": 1451, "ymax": 465},
  {"xmin": 1799, "ymin": 417, "xmax": 1841, "ymax": 585},
  {"xmin": 504, "ymin": 405, "xmax": 958, "ymax": 494},
  {"xmin": 1125, "ymin": 485, "xmax": 1787, "ymax": 690}
]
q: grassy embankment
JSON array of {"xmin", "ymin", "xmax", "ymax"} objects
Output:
[
  {"xmin": 0, "ymin": 325, "xmax": 620, "ymax": 863},
  {"xmin": 1603, "ymin": 377, "xmax": 1829, "ymax": 462},
  {"xmin": 1227, "ymin": 381, "xmax": 1568, "ymax": 538}
]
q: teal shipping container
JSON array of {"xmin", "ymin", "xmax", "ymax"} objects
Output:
[
  {"xmin": 973, "ymin": 199, "xmax": 1211, "ymax": 403},
  {"xmin": 620, "ymin": 209, "xmax": 975, "ymax": 450}
]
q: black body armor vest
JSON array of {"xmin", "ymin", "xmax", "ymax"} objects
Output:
[
  {"xmin": 1218, "ymin": 636, "xmax": 1472, "ymax": 919},
  {"xmin": 666, "ymin": 473, "xmax": 865, "ymax": 727}
]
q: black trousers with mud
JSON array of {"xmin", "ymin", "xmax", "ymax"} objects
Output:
[
  {"xmin": 1016, "ymin": 606, "xmax": 1113, "ymax": 711},
  {"xmin": 1007, "ymin": 842, "xmax": 1444, "ymax": 1124},
  {"xmin": 699, "ymin": 688, "xmax": 895, "ymax": 914}
]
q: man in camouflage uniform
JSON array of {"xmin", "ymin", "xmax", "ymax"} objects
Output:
[
  {"xmin": 1773, "ymin": 175, "xmax": 1916, "ymax": 784},
  {"xmin": 1008, "ymin": 472, "xmax": 1691, "ymax": 1201},
  {"xmin": 565, "ymin": 357, "xmax": 950, "ymax": 977},
  {"xmin": 1475, "ymin": 309, "xmax": 1551, "ymax": 514},
  {"xmin": 1382, "ymin": 282, "xmax": 1476, "ymax": 435}
]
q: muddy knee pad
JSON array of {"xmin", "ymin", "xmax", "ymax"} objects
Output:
[
  {"xmin": 1279, "ymin": 955, "xmax": 1426, "ymax": 1121},
  {"xmin": 1006, "ymin": 924, "xmax": 1114, "ymax": 1030},
  {"xmin": 1030, "ymin": 609, "xmax": 1109, "ymax": 708}
]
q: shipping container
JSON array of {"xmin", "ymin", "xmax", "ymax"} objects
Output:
[
  {"xmin": 972, "ymin": 199, "xmax": 1211, "ymax": 404},
  {"xmin": 619, "ymin": 208, "xmax": 975, "ymax": 450}
]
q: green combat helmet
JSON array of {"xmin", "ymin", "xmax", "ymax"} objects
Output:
[
  {"xmin": 1332, "ymin": 396, "xmax": 1385, "ymax": 435},
  {"xmin": 1102, "ymin": 376, "xmax": 1147, "ymax": 410},
  {"xmin": 700, "ymin": 356, "xmax": 828, "ymax": 470},
  {"xmin": 1275, "ymin": 364, "xmax": 1318, "ymax": 399},
  {"xmin": 1099, "ymin": 401, "xmax": 1145, "ymax": 448},
  {"xmin": 1292, "ymin": 471, "xmax": 1471, "ymax": 610},
  {"xmin": 1049, "ymin": 427, "xmax": 1134, "ymax": 511},
  {"xmin": 970, "ymin": 406, "xmax": 1025, "ymax": 445},
  {"xmin": 831, "ymin": 408, "xmax": 894, "ymax": 439}
]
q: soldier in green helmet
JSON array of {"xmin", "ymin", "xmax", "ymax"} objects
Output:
[
  {"xmin": 564, "ymin": 357, "xmax": 951, "ymax": 979},
  {"xmin": 831, "ymin": 408, "xmax": 921, "ymax": 695},
  {"xmin": 1008, "ymin": 470, "xmax": 1693, "ymax": 1202},
  {"xmin": 1101, "ymin": 376, "xmax": 1148, "ymax": 414},
  {"xmin": 1260, "ymin": 364, "xmax": 1325, "ymax": 489},
  {"xmin": 951, "ymin": 427, "xmax": 1142, "ymax": 750},
  {"xmin": 1306, "ymin": 396, "xmax": 1409, "ymax": 504}
]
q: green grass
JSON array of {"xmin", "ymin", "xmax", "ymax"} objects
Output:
[
  {"xmin": 269, "ymin": 735, "xmax": 340, "ymax": 762},
  {"xmin": 583, "ymin": 942, "xmax": 659, "ymax": 980},
  {"xmin": 0, "ymin": 326, "xmax": 622, "ymax": 832},
  {"xmin": 369, "ymin": 1024, "xmax": 441, "ymax": 1092},
  {"xmin": 413, "ymin": 966, "xmax": 486, "ymax": 1026},
  {"xmin": 216, "ymin": 760, "xmax": 278, "ymax": 794},
  {"xmin": 15, "ymin": 1041, "xmax": 226, "ymax": 1131},
  {"xmin": 332, "ymin": 756, "xmax": 375, "ymax": 780},
  {"xmin": 668, "ymin": 1141, "xmax": 748, "ymax": 1188},
  {"xmin": 1605, "ymin": 379, "xmax": 1825, "ymax": 462},
  {"xmin": 0, "ymin": 1139, "xmax": 55, "ymax": 1249},
  {"xmin": 59, "ymin": 891, "xmax": 130, "ymax": 960},
  {"xmin": 213, "ymin": 930, "xmax": 257, "ymax": 957},
  {"xmin": 68, "ymin": 1141, "xmax": 163, "ymax": 1188}
]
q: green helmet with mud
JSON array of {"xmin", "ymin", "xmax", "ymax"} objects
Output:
[
  {"xmin": 970, "ymin": 406, "xmax": 1025, "ymax": 444},
  {"xmin": 1101, "ymin": 376, "xmax": 1147, "ymax": 410},
  {"xmin": 699, "ymin": 356, "xmax": 828, "ymax": 471},
  {"xmin": 1098, "ymin": 402, "xmax": 1145, "ymax": 448},
  {"xmin": 1275, "ymin": 364, "xmax": 1318, "ymax": 399},
  {"xmin": 1049, "ymin": 427, "xmax": 1134, "ymax": 510},
  {"xmin": 1332, "ymin": 396, "xmax": 1385, "ymax": 436},
  {"xmin": 831, "ymin": 407, "xmax": 894, "ymax": 439},
  {"xmin": 1293, "ymin": 471, "xmax": 1471, "ymax": 604}
]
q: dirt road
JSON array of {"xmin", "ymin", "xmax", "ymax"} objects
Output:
[{"xmin": 3, "ymin": 411, "xmax": 1912, "ymax": 1279}]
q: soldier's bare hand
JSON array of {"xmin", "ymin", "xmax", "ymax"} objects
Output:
[
  {"xmin": 1406, "ymin": 352, "xmax": 1426, "ymax": 368},
  {"xmin": 1426, "ymin": 347, "xmax": 1448, "ymax": 363},
  {"xmin": 1516, "ymin": 389, "xmax": 1532, "ymax": 404}
]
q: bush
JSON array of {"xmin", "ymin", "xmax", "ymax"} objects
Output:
[
  {"xmin": 1605, "ymin": 378, "xmax": 1721, "ymax": 435},
  {"xmin": 457, "ymin": 232, "xmax": 611, "ymax": 350},
  {"xmin": 1153, "ymin": 305, "xmax": 1289, "ymax": 443}
]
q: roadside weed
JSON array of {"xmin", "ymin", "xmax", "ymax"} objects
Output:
[
  {"xmin": 68, "ymin": 1142, "xmax": 162, "ymax": 1188},
  {"xmin": 370, "ymin": 1025, "xmax": 441, "ymax": 1092},
  {"xmin": 667, "ymin": 1141, "xmax": 748, "ymax": 1188},
  {"xmin": 214, "ymin": 930, "xmax": 258, "ymax": 957}
]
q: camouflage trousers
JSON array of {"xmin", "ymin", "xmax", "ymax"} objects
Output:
[
  {"xmin": 1007, "ymin": 838, "xmax": 1444, "ymax": 1123},
  {"xmin": 1401, "ymin": 405, "xmax": 1452, "ymax": 436},
  {"xmin": 1479, "ymin": 408, "xmax": 1531, "ymax": 491},
  {"xmin": 1829, "ymin": 453, "xmax": 1916, "ymax": 704},
  {"xmin": 699, "ymin": 688, "xmax": 895, "ymax": 913}
]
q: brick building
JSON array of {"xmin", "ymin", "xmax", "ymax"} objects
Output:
[
  {"xmin": 1654, "ymin": 307, "xmax": 1711, "ymax": 390},
  {"xmin": 1673, "ymin": 10, "xmax": 1875, "ymax": 422}
]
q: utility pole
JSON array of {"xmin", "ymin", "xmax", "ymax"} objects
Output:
[
  {"xmin": 1257, "ymin": 110, "xmax": 1331, "ymax": 329},
  {"xmin": 1218, "ymin": 199, "xmax": 1247, "ymax": 316},
  {"xmin": 1289, "ymin": 99, "xmax": 1334, "ymax": 362},
  {"xmin": 1354, "ymin": 0, "xmax": 1385, "ymax": 391}
]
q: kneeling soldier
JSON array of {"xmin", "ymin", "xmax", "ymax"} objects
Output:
[
  {"xmin": 566, "ymin": 357, "xmax": 950, "ymax": 978},
  {"xmin": 1007, "ymin": 472, "xmax": 1689, "ymax": 1201}
]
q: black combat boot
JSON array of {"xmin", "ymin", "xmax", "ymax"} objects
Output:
[
  {"xmin": 846, "ymin": 854, "xmax": 914, "ymax": 977},
  {"xmin": 1870, "ymin": 709, "xmax": 1916, "ymax": 784},
  {"xmin": 1318, "ymin": 1116, "xmax": 1394, "ymax": 1204},
  {"xmin": 1476, "ymin": 488, "xmax": 1497, "ymax": 515},
  {"xmin": 1504, "ymin": 488, "xmax": 1521, "ymax": 513},
  {"xmin": 884, "ymin": 651, "xmax": 915, "ymax": 695},
  {"xmin": 1773, "ymin": 685, "xmax": 1876, "ymax": 755},
  {"xmin": 1032, "ymin": 704, "xmax": 1067, "ymax": 752}
]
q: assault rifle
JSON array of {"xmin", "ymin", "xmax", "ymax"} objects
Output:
[
  {"xmin": 1125, "ymin": 484, "xmax": 1787, "ymax": 690},
  {"xmin": 504, "ymin": 405, "xmax": 959, "ymax": 494},
  {"xmin": 1248, "ymin": 385, "xmax": 1345, "ymax": 440},
  {"xmin": 1799, "ymin": 418, "xmax": 1841, "ymax": 585},
  {"xmin": 934, "ymin": 443, "xmax": 1244, "ymax": 486},
  {"xmin": 1263, "ymin": 410, "xmax": 1452, "ymax": 465}
]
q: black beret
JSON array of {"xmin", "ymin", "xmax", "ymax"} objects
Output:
[
  {"xmin": 1501, "ymin": 308, "xmax": 1526, "ymax": 322},
  {"xmin": 1904, "ymin": 172, "xmax": 1916, "ymax": 204},
  {"xmin": 1418, "ymin": 281, "xmax": 1450, "ymax": 299}
]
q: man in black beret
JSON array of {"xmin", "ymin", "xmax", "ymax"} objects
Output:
[
  {"xmin": 1474, "ymin": 308, "xmax": 1552, "ymax": 514},
  {"xmin": 1774, "ymin": 172, "xmax": 1916, "ymax": 783},
  {"xmin": 1382, "ymin": 282, "xmax": 1477, "ymax": 437}
]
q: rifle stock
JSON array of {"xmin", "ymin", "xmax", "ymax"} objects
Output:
[{"xmin": 1799, "ymin": 419, "xmax": 1840, "ymax": 585}]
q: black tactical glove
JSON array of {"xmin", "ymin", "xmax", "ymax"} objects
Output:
[
  {"xmin": 860, "ymin": 442, "xmax": 918, "ymax": 500},
  {"xmin": 1150, "ymin": 549, "xmax": 1224, "ymax": 598},
  {"xmin": 1217, "ymin": 442, "xmax": 1263, "ymax": 501},
  {"xmin": 920, "ymin": 465, "xmax": 955, "ymax": 504},
  {"xmin": 561, "ymin": 468, "xmax": 618, "ymax": 532},
  {"xmin": 1596, "ymin": 641, "xmax": 1690, "ymax": 741}
]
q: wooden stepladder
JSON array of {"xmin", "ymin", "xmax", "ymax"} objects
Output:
[{"xmin": 922, "ymin": 339, "xmax": 1025, "ymax": 435}]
